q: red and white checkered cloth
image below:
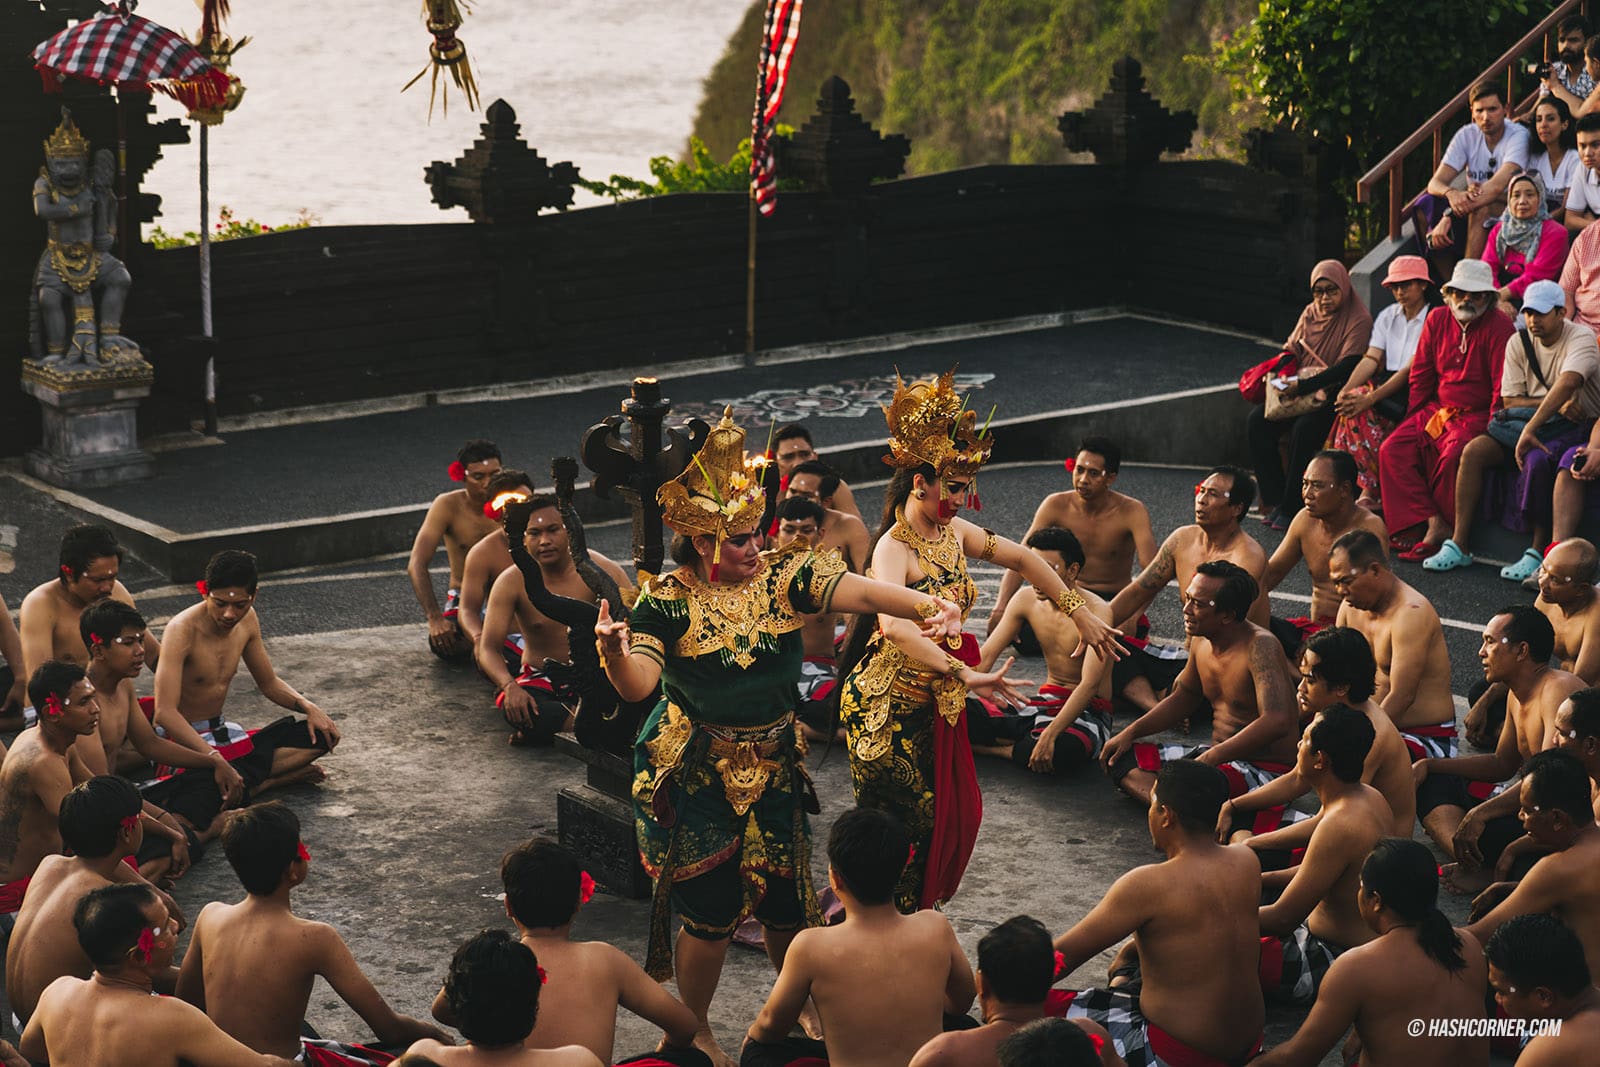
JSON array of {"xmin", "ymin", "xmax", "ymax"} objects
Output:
[{"xmin": 32, "ymin": 3, "xmax": 226, "ymax": 103}]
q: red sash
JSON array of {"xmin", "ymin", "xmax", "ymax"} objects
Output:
[
  {"xmin": 1148, "ymin": 1022, "xmax": 1263, "ymax": 1067},
  {"xmin": 921, "ymin": 634, "xmax": 983, "ymax": 909}
]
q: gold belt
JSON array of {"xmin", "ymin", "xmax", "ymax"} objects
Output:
[{"xmin": 643, "ymin": 704, "xmax": 795, "ymax": 819}]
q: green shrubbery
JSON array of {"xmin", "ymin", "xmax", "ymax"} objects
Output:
[{"xmin": 149, "ymin": 205, "xmax": 317, "ymax": 249}]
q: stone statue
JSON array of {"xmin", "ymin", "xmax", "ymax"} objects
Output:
[{"xmin": 28, "ymin": 108, "xmax": 139, "ymax": 368}]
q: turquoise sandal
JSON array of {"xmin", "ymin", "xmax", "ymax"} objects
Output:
[
  {"xmin": 1501, "ymin": 548, "xmax": 1542, "ymax": 582},
  {"xmin": 1422, "ymin": 538, "xmax": 1474, "ymax": 572}
]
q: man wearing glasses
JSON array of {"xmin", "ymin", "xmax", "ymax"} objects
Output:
[{"xmin": 1378, "ymin": 259, "xmax": 1515, "ymax": 560}]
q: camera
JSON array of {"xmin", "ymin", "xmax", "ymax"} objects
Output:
[{"xmin": 1530, "ymin": 61, "xmax": 1553, "ymax": 78}]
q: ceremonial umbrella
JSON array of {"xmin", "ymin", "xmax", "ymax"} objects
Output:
[{"xmin": 31, "ymin": 0, "xmax": 229, "ymax": 255}]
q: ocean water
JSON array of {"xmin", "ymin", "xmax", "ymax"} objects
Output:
[{"xmin": 129, "ymin": 0, "xmax": 752, "ymax": 232}]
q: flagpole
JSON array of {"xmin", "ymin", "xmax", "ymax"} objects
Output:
[{"xmin": 745, "ymin": 193, "xmax": 757, "ymax": 360}]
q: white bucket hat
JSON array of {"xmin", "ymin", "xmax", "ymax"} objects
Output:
[{"xmin": 1443, "ymin": 258, "xmax": 1498, "ymax": 294}]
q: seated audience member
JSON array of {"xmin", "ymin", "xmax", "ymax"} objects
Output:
[
  {"xmin": 1330, "ymin": 531, "xmax": 1459, "ymax": 753},
  {"xmin": 0, "ymin": 661, "xmax": 99, "ymax": 920},
  {"xmin": 976, "ymin": 528, "xmax": 1113, "ymax": 775},
  {"xmin": 1560, "ymin": 150, "xmax": 1600, "ymax": 331},
  {"xmin": 1102, "ymin": 562, "xmax": 1298, "ymax": 806},
  {"xmin": 20, "ymin": 523, "xmax": 160, "ymax": 680},
  {"xmin": 1051, "ymin": 762, "xmax": 1264, "ymax": 1067},
  {"xmin": 1527, "ymin": 97, "xmax": 1581, "ymax": 218},
  {"xmin": 21, "ymin": 883, "xmax": 298, "ymax": 1067},
  {"xmin": 411, "ymin": 931, "xmax": 599, "ymax": 1067},
  {"xmin": 1485, "ymin": 914, "xmax": 1600, "ymax": 1064},
  {"xmin": 1252, "ymin": 839, "xmax": 1488, "ymax": 1067},
  {"xmin": 1550, "ymin": 406, "xmax": 1600, "ymax": 543},
  {"xmin": 783, "ymin": 461, "xmax": 870, "ymax": 573},
  {"xmin": 1330, "ymin": 256, "xmax": 1435, "ymax": 509},
  {"xmin": 495, "ymin": 838, "xmax": 702, "ymax": 1064},
  {"xmin": 1468, "ymin": 539, "xmax": 1600, "ymax": 746},
  {"xmin": 910, "ymin": 916, "xmax": 1119, "ymax": 1067},
  {"xmin": 1223, "ymin": 628, "xmax": 1415, "ymax": 838},
  {"xmin": 1104, "ymin": 467, "xmax": 1268, "ymax": 711},
  {"xmin": 177, "ymin": 802, "xmax": 449, "ymax": 1064},
  {"xmin": 1482, "ymin": 173, "xmax": 1569, "ymax": 318},
  {"xmin": 409, "ymin": 439, "xmax": 504, "ymax": 661},
  {"xmin": 149, "ymin": 551, "xmax": 338, "ymax": 834},
  {"xmin": 1425, "ymin": 280, "xmax": 1600, "ymax": 574},
  {"xmin": 1379, "ymin": 259, "xmax": 1514, "ymax": 559},
  {"xmin": 1414, "ymin": 607, "xmax": 1579, "ymax": 887},
  {"xmin": 80, "ymin": 599, "xmax": 230, "ymax": 878},
  {"xmin": 773, "ymin": 424, "xmax": 860, "ymax": 519},
  {"xmin": 1258, "ymin": 450, "xmax": 1387, "ymax": 651},
  {"xmin": 1568, "ymin": 111, "xmax": 1600, "ymax": 233},
  {"xmin": 458, "ymin": 467, "xmax": 537, "ymax": 657},
  {"xmin": 743, "ymin": 807, "xmax": 975, "ymax": 1067},
  {"xmin": 1252, "ymin": 707, "xmax": 1391, "ymax": 1006},
  {"xmin": 1536, "ymin": 16, "xmax": 1596, "ymax": 122},
  {"xmin": 1466, "ymin": 750, "xmax": 1600, "ymax": 978},
  {"xmin": 7, "ymin": 776, "xmax": 170, "ymax": 1028},
  {"xmin": 997, "ymin": 1018, "xmax": 1119, "ymax": 1067},
  {"xmin": 478, "ymin": 494, "xmax": 632, "ymax": 745},
  {"xmin": 988, "ymin": 436, "xmax": 1157, "ymax": 634},
  {"xmin": 1551, "ymin": 686, "xmax": 1600, "ymax": 819},
  {"xmin": 773, "ymin": 498, "xmax": 845, "ymax": 742},
  {"xmin": 1416, "ymin": 83, "xmax": 1530, "ymax": 267},
  {"xmin": 1247, "ymin": 261, "xmax": 1373, "ymax": 531}
]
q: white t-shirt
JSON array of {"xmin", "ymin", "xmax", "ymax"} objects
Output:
[
  {"xmin": 1567, "ymin": 166, "xmax": 1600, "ymax": 216},
  {"xmin": 1533, "ymin": 148, "xmax": 1583, "ymax": 213},
  {"xmin": 1369, "ymin": 301, "xmax": 1429, "ymax": 372},
  {"xmin": 1442, "ymin": 121, "xmax": 1530, "ymax": 184}
]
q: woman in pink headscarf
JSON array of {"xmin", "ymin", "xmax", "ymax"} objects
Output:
[{"xmin": 1246, "ymin": 260, "xmax": 1375, "ymax": 528}]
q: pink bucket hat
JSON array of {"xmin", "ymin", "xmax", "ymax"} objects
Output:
[{"xmin": 1381, "ymin": 255, "xmax": 1432, "ymax": 286}]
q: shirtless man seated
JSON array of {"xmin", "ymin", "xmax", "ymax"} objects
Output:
[
  {"xmin": 1552, "ymin": 687, "xmax": 1600, "ymax": 821},
  {"xmin": 774, "ymin": 498, "xmax": 846, "ymax": 742},
  {"xmin": 7, "ymin": 776, "xmax": 173, "ymax": 1029},
  {"xmin": 1105, "ymin": 466, "xmax": 1269, "ymax": 713},
  {"xmin": 1051, "ymin": 761, "xmax": 1265, "ymax": 1067},
  {"xmin": 1415, "ymin": 607, "xmax": 1579, "ymax": 890},
  {"xmin": 1253, "ymin": 839, "xmax": 1489, "ymax": 1067},
  {"xmin": 491, "ymin": 838, "xmax": 700, "ymax": 1063},
  {"xmin": 989, "ymin": 436, "xmax": 1157, "ymax": 637},
  {"xmin": 1252, "ymin": 707, "xmax": 1391, "ymax": 1006},
  {"xmin": 1486, "ymin": 914, "xmax": 1600, "ymax": 1067},
  {"xmin": 458, "ymin": 468, "xmax": 537, "ymax": 663},
  {"xmin": 480, "ymin": 494, "xmax": 632, "ymax": 745},
  {"xmin": 19, "ymin": 523, "xmax": 160, "ymax": 682},
  {"xmin": 977, "ymin": 528, "xmax": 1114, "ymax": 775},
  {"xmin": 784, "ymin": 461, "xmax": 871, "ymax": 574},
  {"xmin": 910, "ymin": 916, "xmax": 1117, "ymax": 1067},
  {"xmin": 1101, "ymin": 562, "xmax": 1299, "ymax": 807},
  {"xmin": 21, "ymin": 883, "xmax": 298, "ymax": 1067},
  {"xmin": 407, "ymin": 930, "xmax": 601, "ymax": 1067},
  {"xmin": 774, "ymin": 424, "xmax": 861, "ymax": 519},
  {"xmin": 81, "ymin": 599, "xmax": 238, "ymax": 876},
  {"xmin": 743, "ymin": 806, "xmax": 976, "ymax": 1067},
  {"xmin": 1469, "ymin": 538, "xmax": 1600, "ymax": 747},
  {"xmin": 177, "ymin": 802, "xmax": 451, "ymax": 1063},
  {"xmin": 1466, "ymin": 750, "xmax": 1600, "ymax": 980},
  {"xmin": 1222, "ymin": 627, "xmax": 1415, "ymax": 839},
  {"xmin": 1, "ymin": 592, "xmax": 27, "ymax": 728},
  {"xmin": 409, "ymin": 439, "xmax": 504, "ymax": 661},
  {"xmin": 1258, "ymin": 450, "xmax": 1388, "ymax": 656},
  {"xmin": 1330, "ymin": 529, "xmax": 1459, "ymax": 757},
  {"xmin": 150, "ymin": 551, "xmax": 339, "ymax": 834}
]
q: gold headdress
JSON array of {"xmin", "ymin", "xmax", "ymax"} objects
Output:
[
  {"xmin": 882, "ymin": 368, "xmax": 993, "ymax": 479},
  {"xmin": 43, "ymin": 109, "xmax": 89, "ymax": 161},
  {"xmin": 658, "ymin": 408, "xmax": 768, "ymax": 580}
]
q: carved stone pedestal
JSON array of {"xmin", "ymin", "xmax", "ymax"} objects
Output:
[
  {"xmin": 554, "ymin": 733, "xmax": 651, "ymax": 899},
  {"xmin": 20, "ymin": 359, "xmax": 155, "ymax": 488}
]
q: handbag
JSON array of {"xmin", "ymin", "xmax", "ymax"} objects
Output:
[
  {"xmin": 1264, "ymin": 378, "xmax": 1328, "ymax": 421},
  {"xmin": 1240, "ymin": 351, "xmax": 1295, "ymax": 405}
]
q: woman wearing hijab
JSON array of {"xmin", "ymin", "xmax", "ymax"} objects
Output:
[
  {"xmin": 1247, "ymin": 261, "xmax": 1374, "ymax": 529},
  {"xmin": 1481, "ymin": 170, "xmax": 1569, "ymax": 318}
]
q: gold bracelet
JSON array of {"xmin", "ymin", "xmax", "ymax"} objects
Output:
[
  {"xmin": 981, "ymin": 530, "xmax": 998, "ymax": 561},
  {"xmin": 946, "ymin": 654, "xmax": 968, "ymax": 678},
  {"xmin": 594, "ymin": 640, "xmax": 610, "ymax": 670},
  {"xmin": 1056, "ymin": 588, "xmax": 1085, "ymax": 616},
  {"xmin": 914, "ymin": 599, "xmax": 939, "ymax": 620}
]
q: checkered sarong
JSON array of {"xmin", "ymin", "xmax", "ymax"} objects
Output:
[
  {"xmin": 797, "ymin": 656, "xmax": 837, "ymax": 703},
  {"xmin": 1049, "ymin": 986, "xmax": 1154, "ymax": 1067},
  {"xmin": 1132, "ymin": 743, "xmax": 1291, "ymax": 799},
  {"xmin": 1400, "ymin": 721, "xmax": 1459, "ymax": 761},
  {"xmin": 301, "ymin": 1039, "xmax": 394, "ymax": 1066},
  {"xmin": 1259, "ymin": 924, "xmax": 1341, "ymax": 1005}
]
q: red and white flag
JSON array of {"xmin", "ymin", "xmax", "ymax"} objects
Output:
[{"xmin": 749, "ymin": 0, "xmax": 803, "ymax": 216}]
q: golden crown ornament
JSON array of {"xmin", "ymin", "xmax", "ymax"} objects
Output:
[{"xmin": 657, "ymin": 408, "xmax": 770, "ymax": 580}]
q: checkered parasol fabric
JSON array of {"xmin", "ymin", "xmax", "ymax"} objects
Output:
[{"xmin": 32, "ymin": 2, "xmax": 226, "ymax": 103}]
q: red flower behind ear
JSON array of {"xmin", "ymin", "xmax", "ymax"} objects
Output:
[
  {"xmin": 89, "ymin": 633, "xmax": 104, "ymax": 646},
  {"xmin": 483, "ymin": 500, "xmax": 499, "ymax": 519},
  {"xmin": 120, "ymin": 814, "xmax": 140, "ymax": 834},
  {"xmin": 1053, "ymin": 950, "xmax": 1067, "ymax": 980},
  {"xmin": 42, "ymin": 695, "xmax": 63, "ymax": 719},
  {"xmin": 448, "ymin": 461, "xmax": 467, "ymax": 482},
  {"xmin": 196, "ymin": 580, "xmax": 209, "ymax": 596},
  {"xmin": 579, "ymin": 871, "xmax": 595, "ymax": 904},
  {"xmin": 136, "ymin": 927, "xmax": 157, "ymax": 964},
  {"xmin": 537, "ymin": 965, "xmax": 548, "ymax": 985},
  {"xmin": 1063, "ymin": 457, "xmax": 1076, "ymax": 473},
  {"xmin": 1087, "ymin": 1033, "xmax": 1105, "ymax": 1057},
  {"xmin": 297, "ymin": 842, "xmax": 310, "ymax": 862},
  {"xmin": 59, "ymin": 564, "xmax": 74, "ymax": 579}
]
